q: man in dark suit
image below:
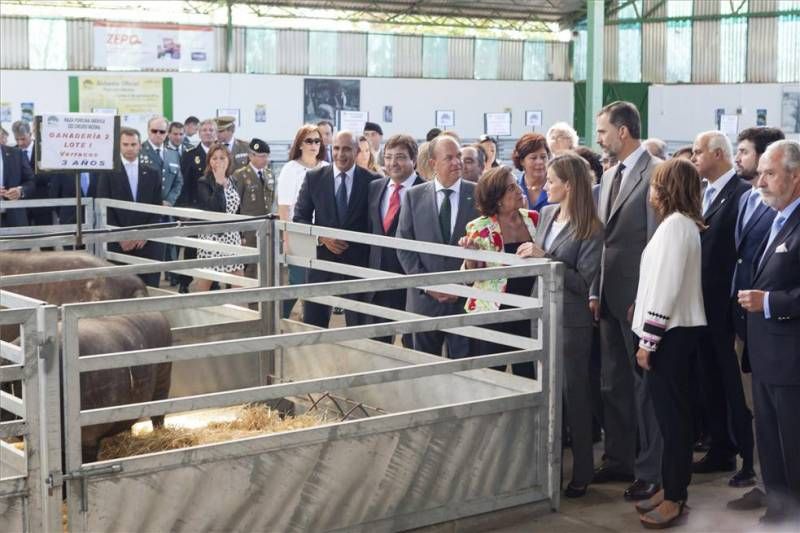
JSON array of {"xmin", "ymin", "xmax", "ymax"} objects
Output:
[
  {"xmin": 690, "ymin": 131, "xmax": 754, "ymax": 486},
  {"xmin": 366, "ymin": 134, "xmax": 424, "ymax": 345},
  {"xmin": 396, "ymin": 135, "xmax": 478, "ymax": 358},
  {"xmin": 293, "ymin": 130, "xmax": 378, "ymax": 328},
  {"xmin": 96, "ymin": 127, "xmax": 164, "ymax": 288},
  {"xmin": 0, "ymin": 144, "xmax": 35, "ymax": 227},
  {"xmin": 731, "ymin": 128, "xmax": 785, "ymax": 369},
  {"xmin": 11, "ymin": 120, "xmax": 53, "ymax": 227},
  {"xmin": 50, "ymin": 171, "xmax": 98, "ymax": 225},
  {"xmin": 589, "ymin": 101, "xmax": 662, "ymax": 501},
  {"xmin": 738, "ymin": 140, "xmax": 800, "ymax": 525}
]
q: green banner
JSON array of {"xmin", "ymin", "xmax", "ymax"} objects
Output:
[{"xmin": 574, "ymin": 82, "xmax": 650, "ymax": 142}]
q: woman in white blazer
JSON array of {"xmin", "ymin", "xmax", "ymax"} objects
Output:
[{"xmin": 632, "ymin": 158, "xmax": 707, "ymax": 528}]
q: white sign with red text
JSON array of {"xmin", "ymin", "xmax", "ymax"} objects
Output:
[
  {"xmin": 39, "ymin": 114, "xmax": 116, "ymax": 171},
  {"xmin": 93, "ymin": 21, "xmax": 215, "ymax": 71}
]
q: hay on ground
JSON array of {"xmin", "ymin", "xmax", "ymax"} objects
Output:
[{"xmin": 97, "ymin": 404, "xmax": 326, "ymax": 461}]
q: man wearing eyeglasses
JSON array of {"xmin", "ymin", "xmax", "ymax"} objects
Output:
[
  {"xmin": 215, "ymin": 116, "xmax": 250, "ymax": 171},
  {"xmin": 141, "ymin": 116, "xmax": 183, "ymax": 208}
]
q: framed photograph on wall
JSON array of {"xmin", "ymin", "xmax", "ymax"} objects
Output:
[
  {"xmin": 435, "ymin": 110, "xmax": 455, "ymax": 129},
  {"xmin": 484, "ymin": 112, "xmax": 512, "ymax": 137},
  {"xmin": 304, "ymin": 78, "xmax": 361, "ymax": 127},
  {"xmin": 781, "ymin": 88, "xmax": 800, "ymax": 136},
  {"xmin": 525, "ymin": 110, "xmax": 542, "ymax": 128}
]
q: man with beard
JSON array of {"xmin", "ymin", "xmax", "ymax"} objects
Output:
[{"xmin": 590, "ymin": 101, "xmax": 662, "ymax": 502}]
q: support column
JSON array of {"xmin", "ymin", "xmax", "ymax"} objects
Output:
[{"xmin": 585, "ymin": 0, "xmax": 605, "ymax": 149}]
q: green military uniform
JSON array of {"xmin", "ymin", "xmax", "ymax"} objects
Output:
[{"xmin": 233, "ymin": 163, "xmax": 275, "ymax": 247}]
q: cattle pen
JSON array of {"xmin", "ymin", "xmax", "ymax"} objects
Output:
[{"xmin": 1, "ymin": 197, "xmax": 564, "ymax": 533}]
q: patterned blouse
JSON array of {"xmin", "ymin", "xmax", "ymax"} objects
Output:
[{"xmin": 463, "ymin": 208, "xmax": 539, "ymax": 312}]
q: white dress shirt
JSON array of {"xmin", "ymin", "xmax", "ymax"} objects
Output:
[
  {"xmin": 434, "ymin": 177, "xmax": 461, "ymax": 234},
  {"xmin": 380, "ymin": 172, "xmax": 417, "ymax": 219},
  {"xmin": 123, "ymin": 157, "xmax": 139, "ymax": 199},
  {"xmin": 702, "ymin": 167, "xmax": 737, "ymax": 214}
]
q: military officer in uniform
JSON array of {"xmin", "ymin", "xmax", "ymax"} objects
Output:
[
  {"xmin": 233, "ymin": 138, "xmax": 274, "ymax": 278},
  {"xmin": 215, "ymin": 116, "xmax": 250, "ymax": 171}
]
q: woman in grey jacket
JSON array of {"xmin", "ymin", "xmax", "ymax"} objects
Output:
[{"xmin": 519, "ymin": 153, "xmax": 603, "ymax": 498}]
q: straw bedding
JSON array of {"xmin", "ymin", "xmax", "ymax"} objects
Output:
[{"xmin": 97, "ymin": 404, "xmax": 327, "ymax": 461}]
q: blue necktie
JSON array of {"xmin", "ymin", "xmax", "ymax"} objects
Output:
[
  {"xmin": 80, "ymin": 172, "xmax": 90, "ymax": 195},
  {"xmin": 760, "ymin": 213, "xmax": 787, "ymax": 266},
  {"xmin": 702, "ymin": 184, "xmax": 715, "ymax": 215},
  {"xmin": 740, "ymin": 189, "xmax": 761, "ymax": 229},
  {"xmin": 336, "ymin": 173, "xmax": 348, "ymax": 224}
]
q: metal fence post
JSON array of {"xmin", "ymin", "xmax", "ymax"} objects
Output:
[
  {"xmin": 542, "ymin": 261, "xmax": 564, "ymax": 512},
  {"xmin": 37, "ymin": 305, "xmax": 62, "ymax": 533},
  {"xmin": 95, "ymin": 198, "xmax": 108, "ymax": 260},
  {"xmin": 256, "ymin": 219, "xmax": 275, "ymax": 384}
]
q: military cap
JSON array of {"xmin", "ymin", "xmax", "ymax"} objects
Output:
[
  {"xmin": 215, "ymin": 115, "xmax": 236, "ymax": 131},
  {"xmin": 249, "ymin": 138, "xmax": 270, "ymax": 154},
  {"xmin": 364, "ymin": 121, "xmax": 383, "ymax": 136}
]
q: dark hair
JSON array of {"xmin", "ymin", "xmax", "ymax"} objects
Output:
[
  {"xmin": 474, "ymin": 166, "xmax": 516, "ymax": 217},
  {"xmin": 426, "ymin": 128, "xmax": 442, "ymax": 142},
  {"xmin": 168, "ymin": 121, "xmax": 184, "ymax": 133},
  {"xmin": 119, "ymin": 126, "xmax": 140, "ymax": 140},
  {"xmin": 547, "ymin": 154, "xmax": 602, "ymax": 240},
  {"xmin": 512, "ymin": 132, "xmax": 550, "ymax": 171},
  {"xmin": 384, "ymin": 134, "xmax": 418, "ymax": 161},
  {"xmin": 316, "ymin": 120, "xmax": 334, "ymax": 131},
  {"xmin": 204, "ymin": 144, "xmax": 233, "ymax": 177},
  {"xmin": 184, "ymin": 116, "xmax": 200, "ymax": 126},
  {"xmin": 736, "ymin": 127, "xmax": 786, "ymax": 156},
  {"xmin": 574, "ymin": 146, "xmax": 603, "ymax": 184},
  {"xmin": 463, "ymin": 143, "xmax": 486, "ymax": 168},
  {"xmin": 598, "ymin": 100, "xmax": 641, "ymax": 140},
  {"xmin": 288, "ymin": 124, "xmax": 325, "ymax": 162},
  {"xmin": 671, "ymin": 146, "xmax": 693, "ymax": 159},
  {"xmin": 651, "ymin": 158, "xmax": 705, "ymax": 229}
]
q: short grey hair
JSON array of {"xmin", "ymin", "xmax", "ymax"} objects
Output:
[
  {"xmin": 199, "ymin": 118, "xmax": 216, "ymax": 128},
  {"xmin": 763, "ymin": 139, "xmax": 800, "ymax": 174},
  {"xmin": 546, "ymin": 121, "xmax": 579, "ymax": 149},
  {"xmin": 698, "ymin": 130, "xmax": 733, "ymax": 163},
  {"xmin": 148, "ymin": 115, "xmax": 168, "ymax": 129},
  {"xmin": 11, "ymin": 120, "xmax": 31, "ymax": 136},
  {"xmin": 335, "ymin": 130, "xmax": 359, "ymax": 149},
  {"xmin": 643, "ymin": 138, "xmax": 667, "ymax": 160},
  {"xmin": 428, "ymin": 134, "xmax": 460, "ymax": 160}
]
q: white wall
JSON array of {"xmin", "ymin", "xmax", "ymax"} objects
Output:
[
  {"xmin": 648, "ymin": 83, "xmax": 800, "ymax": 145},
  {"xmin": 0, "ymin": 70, "xmax": 574, "ymax": 143}
]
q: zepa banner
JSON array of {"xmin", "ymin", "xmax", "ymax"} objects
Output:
[
  {"xmin": 93, "ymin": 21, "xmax": 215, "ymax": 71},
  {"xmin": 38, "ymin": 114, "xmax": 118, "ymax": 171}
]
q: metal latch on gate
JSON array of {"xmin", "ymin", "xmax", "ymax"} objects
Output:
[{"xmin": 47, "ymin": 464, "xmax": 123, "ymax": 511}]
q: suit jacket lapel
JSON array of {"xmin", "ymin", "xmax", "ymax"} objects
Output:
[
  {"xmin": 452, "ymin": 184, "xmax": 473, "ymax": 244},
  {"xmin": 704, "ymin": 176, "xmax": 739, "ymax": 222},
  {"xmin": 741, "ymin": 202, "xmax": 770, "ymax": 242},
  {"xmin": 325, "ymin": 166, "xmax": 338, "ymax": 224},
  {"xmin": 609, "ymin": 152, "xmax": 648, "ymax": 223},
  {"xmin": 426, "ymin": 183, "xmax": 445, "ymax": 243},
  {"xmin": 754, "ymin": 207, "xmax": 800, "ymax": 282}
]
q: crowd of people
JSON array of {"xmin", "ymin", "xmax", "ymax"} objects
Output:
[{"xmin": 1, "ymin": 101, "xmax": 798, "ymax": 528}]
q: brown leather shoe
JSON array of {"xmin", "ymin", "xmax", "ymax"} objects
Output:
[
  {"xmin": 640, "ymin": 501, "xmax": 688, "ymax": 529},
  {"xmin": 636, "ymin": 489, "xmax": 665, "ymax": 514}
]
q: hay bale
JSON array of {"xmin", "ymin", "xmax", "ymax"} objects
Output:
[{"xmin": 97, "ymin": 405, "xmax": 326, "ymax": 461}]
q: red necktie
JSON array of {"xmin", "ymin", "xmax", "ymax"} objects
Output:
[{"xmin": 382, "ymin": 184, "xmax": 403, "ymax": 233}]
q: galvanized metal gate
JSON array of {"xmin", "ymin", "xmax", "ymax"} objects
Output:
[{"xmin": 0, "ymin": 292, "xmax": 61, "ymax": 533}]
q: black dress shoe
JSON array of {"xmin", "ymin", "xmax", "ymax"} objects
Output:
[
  {"xmin": 692, "ymin": 453, "xmax": 736, "ymax": 474},
  {"xmin": 564, "ymin": 483, "xmax": 588, "ymax": 498},
  {"xmin": 624, "ymin": 479, "xmax": 661, "ymax": 501},
  {"xmin": 592, "ymin": 464, "xmax": 635, "ymax": 484},
  {"xmin": 759, "ymin": 508, "xmax": 787, "ymax": 525},
  {"xmin": 728, "ymin": 468, "xmax": 756, "ymax": 487},
  {"xmin": 727, "ymin": 487, "xmax": 766, "ymax": 510}
]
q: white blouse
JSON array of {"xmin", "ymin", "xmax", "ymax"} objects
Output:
[
  {"xmin": 276, "ymin": 159, "xmax": 328, "ymax": 221},
  {"xmin": 632, "ymin": 212, "xmax": 707, "ymax": 352}
]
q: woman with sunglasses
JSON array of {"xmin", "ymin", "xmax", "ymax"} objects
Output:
[{"xmin": 276, "ymin": 124, "xmax": 329, "ymax": 317}]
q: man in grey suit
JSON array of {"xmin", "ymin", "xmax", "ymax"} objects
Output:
[
  {"xmin": 141, "ymin": 116, "xmax": 183, "ymax": 207},
  {"xmin": 590, "ymin": 101, "xmax": 662, "ymax": 501},
  {"xmin": 396, "ymin": 135, "xmax": 478, "ymax": 358}
]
